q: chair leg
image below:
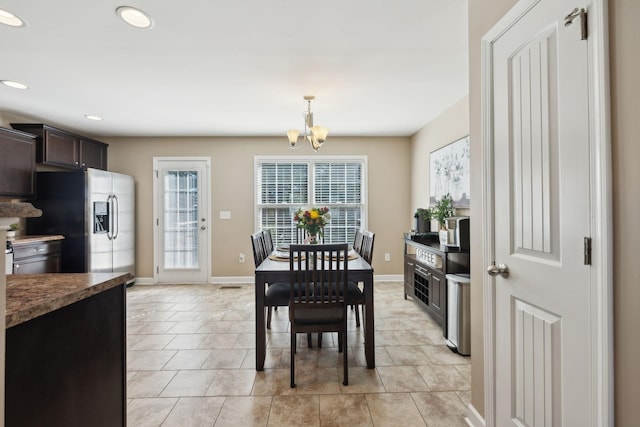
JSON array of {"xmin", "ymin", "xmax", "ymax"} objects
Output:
[
  {"xmin": 337, "ymin": 332, "xmax": 343, "ymax": 353},
  {"xmin": 267, "ymin": 306, "xmax": 273, "ymax": 329},
  {"xmin": 307, "ymin": 333, "xmax": 313, "ymax": 348},
  {"xmin": 317, "ymin": 332, "xmax": 323, "ymax": 348},
  {"xmin": 354, "ymin": 304, "xmax": 361, "ymax": 327},
  {"xmin": 291, "ymin": 330, "xmax": 296, "ymax": 388},
  {"xmin": 342, "ymin": 329, "xmax": 348, "ymax": 386}
]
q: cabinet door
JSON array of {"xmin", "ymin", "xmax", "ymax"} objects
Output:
[
  {"xmin": 0, "ymin": 128, "xmax": 36, "ymax": 198},
  {"xmin": 44, "ymin": 129, "xmax": 79, "ymax": 168},
  {"xmin": 429, "ymin": 271, "xmax": 443, "ymax": 314},
  {"xmin": 404, "ymin": 256, "xmax": 415, "ymax": 298},
  {"xmin": 80, "ymin": 139, "xmax": 108, "ymax": 170}
]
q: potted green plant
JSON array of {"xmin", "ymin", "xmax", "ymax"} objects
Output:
[
  {"xmin": 433, "ymin": 194, "xmax": 455, "ymax": 244},
  {"xmin": 414, "ymin": 208, "xmax": 432, "ymax": 233},
  {"xmin": 7, "ymin": 222, "xmax": 20, "ymax": 238}
]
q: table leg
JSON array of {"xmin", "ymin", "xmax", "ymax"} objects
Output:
[
  {"xmin": 255, "ymin": 273, "xmax": 266, "ymax": 371},
  {"xmin": 364, "ymin": 274, "xmax": 375, "ymax": 368}
]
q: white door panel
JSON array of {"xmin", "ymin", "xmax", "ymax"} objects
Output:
[{"xmin": 489, "ymin": 0, "xmax": 592, "ymax": 425}]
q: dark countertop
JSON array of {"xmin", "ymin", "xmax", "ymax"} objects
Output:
[
  {"xmin": 10, "ymin": 235, "xmax": 65, "ymax": 245},
  {"xmin": 6, "ymin": 272, "xmax": 133, "ymax": 328}
]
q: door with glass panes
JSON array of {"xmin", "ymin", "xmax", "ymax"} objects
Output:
[{"xmin": 154, "ymin": 158, "xmax": 210, "ymax": 283}]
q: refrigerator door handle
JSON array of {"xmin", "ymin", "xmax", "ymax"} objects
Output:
[
  {"xmin": 106, "ymin": 194, "xmax": 114, "ymax": 240},
  {"xmin": 112, "ymin": 194, "xmax": 120, "ymax": 240}
]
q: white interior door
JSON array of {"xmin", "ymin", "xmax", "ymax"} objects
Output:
[
  {"xmin": 486, "ymin": 0, "xmax": 601, "ymax": 425},
  {"xmin": 154, "ymin": 158, "xmax": 210, "ymax": 283}
]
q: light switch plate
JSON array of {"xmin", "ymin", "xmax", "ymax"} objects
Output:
[{"xmin": 219, "ymin": 211, "xmax": 231, "ymax": 219}]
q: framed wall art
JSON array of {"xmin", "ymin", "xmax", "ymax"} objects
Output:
[{"xmin": 429, "ymin": 135, "xmax": 470, "ymax": 207}]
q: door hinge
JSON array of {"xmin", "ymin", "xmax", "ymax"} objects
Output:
[
  {"xmin": 564, "ymin": 7, "xmax": 588, "ymax": 40},
  {"xmin": 584, "ymin": 237, "xmax": 592, "ymax": 265},
  {"xmin": 156, "ymin": 218, "xmax": 159, "ymax": 226},
  {"xmin": 156, "ymin": 266, "xmax": 159, "ymax": 274}
]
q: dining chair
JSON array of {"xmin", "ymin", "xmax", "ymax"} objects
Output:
[
  {"xmin": 257, "ymin": 229, "xmax": 282, "ymax": 328},
  {"xmin": 288, "ymin": 243, "xmax": 349, "ymax": 388},
  {"xmin": 348, "ymin": 230, "xmax": 375, "ymax": 328},
  {"xmin": 352, "ymin": 229, "xmax": 364, "ymax": 254},
  {"xmin": 252, "ymin": 230, "xmax": 294, "ymax": 330},
  {"xmin": 359, "ymin": 230, "xmax": 375, "ymax": 264},
  {"xmin": 251, "ymin": 231, "xmax": 267, "ymax": 267}
]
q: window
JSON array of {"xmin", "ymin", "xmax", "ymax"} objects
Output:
[{"xmin": 256, "ymin": 156, "xmax": 367, "ymax": 247}]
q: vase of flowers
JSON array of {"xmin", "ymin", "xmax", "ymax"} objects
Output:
[{"xmin": 293, "ymin": 207, "xmax": 330, "ymax": 244}]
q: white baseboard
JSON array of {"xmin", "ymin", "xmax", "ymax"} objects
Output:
[
  {"xmin": 132, "ymin": 274, "xmax": 403, "ymax": 285},
  {"xmin": 465, "ymin": 403, "xmax": 485, "ymax": 427}
]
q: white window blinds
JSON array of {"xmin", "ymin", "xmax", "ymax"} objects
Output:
[{"xmin": 256, "ymin": 158, "xmax": 366, "ymax": 247}]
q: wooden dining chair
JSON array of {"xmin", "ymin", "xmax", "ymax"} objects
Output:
[
  {"xmin": 348, "ymin": 230, "xmax": 375, "ymax": 328},
  {"xmin": 252, "ymin": 230, "xmax": 293, "ymax": 330},
  {"xmin": 288, "ymin": 243, "xmax": 349, "ymax": 388},
  {"xmin": 251, "ymin": 231, "xmax": 267, "ymax": 267}
]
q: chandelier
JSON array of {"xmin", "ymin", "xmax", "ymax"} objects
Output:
[{"xmin": 287, "ymin": 95, "xmax": 329, "ymax": 152}]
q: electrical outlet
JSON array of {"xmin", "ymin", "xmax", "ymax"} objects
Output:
[
  {"xmin": 239, "ymin": 253, "xmax": 245, "ymax": 263},
  {"xmin": 385, "ymin": 253, "xmax": 391, "ymax": 262}
]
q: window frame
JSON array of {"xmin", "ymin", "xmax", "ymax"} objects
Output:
[{"xmin": 254, "ymin": 155, "xmax": 368, "ymax": 246}]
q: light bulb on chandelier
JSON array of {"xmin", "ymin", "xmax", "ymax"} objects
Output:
[{"xmin": 287, "ymin": 95, "xmax": 329, "ymax": 152}]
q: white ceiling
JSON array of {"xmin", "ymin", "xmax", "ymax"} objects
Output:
[{"xmin": 0, "ymin": 0, "xmax": 468, "ymax": 138}]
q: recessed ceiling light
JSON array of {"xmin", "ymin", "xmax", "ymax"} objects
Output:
[
  {"xmin": 1, "ymin": 80, "xmax": 29, "ymax": 90},
  {"xmin": 116, "ymin": 6, "xmax": 153, "ymax": 29},
  {"xmin": 84, "ymin": 115, "xmax": 103, "ymax": 121},
  {"xmin": 0, "ymin": 8, "xmax": 26, "ymax": 27}
]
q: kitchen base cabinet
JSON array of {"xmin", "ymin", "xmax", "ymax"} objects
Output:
[
  {"xmin": 12, "ymin": 239, "xmax": 62, "ymax": 274},
  {"xmin": 6, "ymin": 284, "xmax": 126, "ymax": 427},
  {"xmin": 404, "ymin": 238, "xmax": 470, "ymax": 336}
]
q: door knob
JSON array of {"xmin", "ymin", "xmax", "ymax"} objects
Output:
[
  {"xmin": 487, "ymin": 263, "xmax": 509, "ymax": 278},
  {"xmin": 200, "ymin": 226, "xmax": 206, "ymax": 230}
]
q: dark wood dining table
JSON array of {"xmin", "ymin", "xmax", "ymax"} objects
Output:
[{"xmin": 254, "ymin": 253, "xmax": 375, "ymax": 371}]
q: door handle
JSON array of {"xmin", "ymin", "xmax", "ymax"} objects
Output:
[
  {"xmin": 200, "ymin": 226, "xmax": 206, "ymax": 231},
  {"xmin": 487, "ymin": 263, "xmax": 510, "ymax": 278}
]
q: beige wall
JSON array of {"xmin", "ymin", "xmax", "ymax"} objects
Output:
[
  {"xmin": 469, "ymin": 0, "xmax": 640, "ymax": 424},
  {"xmin": 410, "ymin": 96, "xmax": 469, "ymax": 215},
  {"xmin": 609, "ymin": 0, "xmax": 640, "ymax": 424},
  {"xmin": 104, "ymin": 136, "xmax": 411, "ymax": 279}
]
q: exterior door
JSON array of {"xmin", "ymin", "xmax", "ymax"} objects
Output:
[
  {"xmin": 154, "ymin": 158, "xmax": 210, "ymax": 283},
  {"xmin": 484, "ymin": 0, "xmax": 606, "ymax": 425}
]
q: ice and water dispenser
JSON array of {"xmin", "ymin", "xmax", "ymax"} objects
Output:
[{"xmin": 93, "ymin": 201, "xmax": 109, "ymax": 234}]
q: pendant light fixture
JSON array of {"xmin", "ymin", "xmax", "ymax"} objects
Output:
[{"xmin": 287, "ymin": 95, "xmax": 329, "ymax": 152}]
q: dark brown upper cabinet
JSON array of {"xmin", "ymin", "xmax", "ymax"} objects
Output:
[
  {"xmin": 11, "ymin": 123, "xmax": 108, "ymax": 170},
  {"xmin": 0, "ymin": 127, "xmax": 36, "ymax": 199}
]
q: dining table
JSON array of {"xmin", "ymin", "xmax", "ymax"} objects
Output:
[{"xmin": 254, "ymin": 250, "xmax": 375, "ymax": 371}]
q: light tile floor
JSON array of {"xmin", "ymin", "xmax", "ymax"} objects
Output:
[{"xmin": 127, "ymin": 281, "xmax": 471, "ymax": 426}]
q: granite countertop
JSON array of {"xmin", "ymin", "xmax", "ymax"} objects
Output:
[
  {"xmin": 0, "ymin": 202, "xmax": 42, "ymax": 219},
  {"xmin": 6, "ymin": 272, "xmax": 134, "ymax": 328},
  {"xmin": 10, "ymin": 235, "xmax": 65, "ymax": 245}
]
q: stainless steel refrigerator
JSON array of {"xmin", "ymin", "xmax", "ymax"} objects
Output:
[{"xmin": 28, "ymin": 168, "xmax": 135, "ymax": 283}]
